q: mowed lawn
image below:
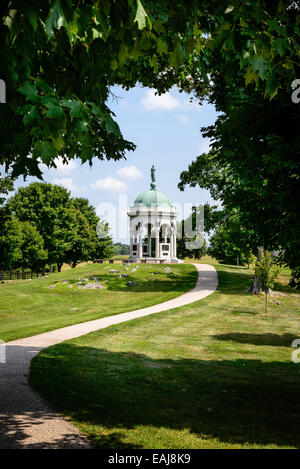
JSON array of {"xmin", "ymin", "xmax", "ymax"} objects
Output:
[
  {"xmin": 30, "ymin": 264, "xmax": 300, "ymax": 449},
  {"xmin": 0, "ymin": 263, "xmax": 197, "ymax": 342}
]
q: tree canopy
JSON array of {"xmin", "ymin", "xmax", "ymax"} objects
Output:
[
  {"xmin": 2, "ymin": 182, "xmax": 113, "ymax": 271},
  {"xmin": 179, "ymin": 70, "xmax": 300, "ymax": 278},
  {"xmin": 1, "ymin": 1, "xmax": 299, "ymax": 177}
]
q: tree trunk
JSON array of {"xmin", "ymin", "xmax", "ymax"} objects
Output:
[
  {"xmin": 251, "ymin": 275, "xmax": 261, "ymax": 294},
  {"xmin": 57, "ymin": 263, "xmax": 62, "ymax": 272},
  {"xmin": 250, "ymin": 246, "xmax": 263, "ymax": 294},
  {"xmin": 265, "ymin": 292, "xmax": 268, "ymax": 313}
]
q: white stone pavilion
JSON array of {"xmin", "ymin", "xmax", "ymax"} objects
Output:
[{"xmin": 128, "ymin": 166, "xmax": 180, "ymax": 263}]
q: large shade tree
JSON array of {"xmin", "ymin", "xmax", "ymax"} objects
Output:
[
  {"xmin": 0, "ymin": 218, "xmax": 47, "ymax": 271},
  {"xmin": 179, "ymin": 71, "xmax": 300, "ymax": 279},
  {"xmin": 6, "ymin": 182, "xmax": 113, "ymax": 271},
  {"xmin": 7, "ymin": 182, "xmax": 73, "ymax": 270},
  {"xmin": 1, "ymin": 1, "xmax": 299, "ymax": 177},
  {"xmin": 1, "ymin": 1, "xmax": 299, "ymax": 278}
]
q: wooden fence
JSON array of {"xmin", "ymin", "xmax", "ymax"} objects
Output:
[{"xmin": 0, "ymin": 270, "xmax": 48, "ymax": 280}]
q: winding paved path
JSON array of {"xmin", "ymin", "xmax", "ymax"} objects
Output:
[{"xmin": 0, "ymin": 264, "xmax": 217, "ymax": 449}]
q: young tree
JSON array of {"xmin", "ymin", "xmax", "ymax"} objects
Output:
[{"xmin": 251, "ymin": 251, "xmax": 280, "ymax": 313}]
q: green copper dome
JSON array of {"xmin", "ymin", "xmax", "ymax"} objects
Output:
[
  {"xmin": 133, "ymin": 189, "xmax": 173, "ymax": 208},
  {"xmin": 133, "ymin": 165, "xmax": 173, "ymax": 208}
]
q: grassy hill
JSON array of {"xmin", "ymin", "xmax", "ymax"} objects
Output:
[
  {"xmin": 0, "ymin": 263, "xmax": 197, "ymax": 342},
  {"xmin": 30, "ymin": 264, "xmax": 300, "ymax": 449}
]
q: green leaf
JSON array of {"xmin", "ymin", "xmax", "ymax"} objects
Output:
[
  {"xmin": 22, "ymin": 106, "xmax": 39, "ymax": 126},
  {"xmin": 45, "ymin": 0, "xmax": 68, "ymax": 38},
  {"xmin": 251, "ymin": 56, "xmax": 268, "ymax": 79},
  {"xmin": 272, "ymin": 38, "xmax": 288, "ymax": 57},
  {"xmin": 157, "ymin": 38, "xmax": 168, "ymax": 55},
  {"xmin": 245, "ymin": 69, "xmax": 259, "ymax": 87},
  {"xmin": 32, "ymin": 140, "xmax": 57, "ymax": 165},
  {"xmin": 265, "ymin": 75, "xmax": 279, "ymax": 100},
  {"xmin": 52, "ymin": 135, "xmax": 64, "ymax": 151},
  {"xmin": 104, "ymin": 117, "xmax": 121, "ymax": 137},
  {"xmin": 17, "ymin": 82, "xmax": 39, "ymax": 102},
  {"xmin": 92, "ymin": 27, "xmax": 103, "ymax": 40},
  {"xmin": 62, "ymin": 100, "xmax": 82, "ymax": 119},
  {"xmin": 45, "ymin": 104, "xmax": 65, "ymax": 120},
  {"xmin": 134, "ymin": 0, "xmax": 148, "ymax": 30},
  {"xmin": 28, "ymin": 10, "xmax": 38, "ymax": 31}
]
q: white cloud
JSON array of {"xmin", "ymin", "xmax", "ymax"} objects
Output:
[
  {"xmin": 40, "ymin": 156, "xmax": 77, "ymax": 174},
  {"xmin": 54, "ymin": 157, "xmax": 77, "ymax": 172},
  {"xmin": 141, "ymin": 89, "xmax": 180, "ymax": 111},
  {"xmin": 90, "ymin": 177, "xmax": 128, "ymax": 193},
  {"xmin": 176, "ymin": 114, "xmax": 190, "ymax": 125},
  {"xmin": 117, "ymin": 165, "xmax": 143, "ymax": 180},
  {"xmin": 140, "ymin": 89, "xmax": 206, "ymax": 113},
  {"xmin": 52, "ymin": 177, "xmax": 84, "ymax": 193}
]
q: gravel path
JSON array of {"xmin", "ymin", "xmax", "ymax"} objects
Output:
[{"xmin": 0, "ymin": 263, "xmax": 218, "ymax": 448}]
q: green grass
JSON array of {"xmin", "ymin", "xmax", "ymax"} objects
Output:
[
  {"xmin": 0, "ymin": 263, "xmax": 197, "ymax": 342},
  {"xmin": 30, "ymin": 264, "xmax": 300, "ymax": 449},
  {"xmin": 184, "ymin": 254, "xmax": 219, "ymax": 265}
]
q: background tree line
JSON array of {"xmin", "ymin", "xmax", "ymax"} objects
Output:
[
  {"xmin": 0, "ymin": 179, "xmax": 113, "ymax": 272},
  {"xmin": 176, "ymin": 204, "xmax": 256, "ymax": 266}
]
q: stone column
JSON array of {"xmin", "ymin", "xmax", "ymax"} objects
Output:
[
  {"xmin": 138, "ymin": 229, "xmax": 143, "ymax": 258},
  {"xmin": 147, "ymin": 226, "xmax": 151, "ymax": 257},
  {"xmin": 129, "ymin": 220, "xmax": 134, "ymax": 257},
  {"xmin": 155, "ymin": 228, "xmax": 160, "ymax": 258},
  {"xmin": 170, "ymin": 230, "xmax": 173, "ymax": 259},
  {"xmin": 173, "ymin": 230, "xmax": 177, "ymax": 258}
]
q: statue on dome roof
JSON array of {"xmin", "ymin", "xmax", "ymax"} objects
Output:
[{"xmin": 150, "ymin": 165, "xmax": 156, "ymax": 190}]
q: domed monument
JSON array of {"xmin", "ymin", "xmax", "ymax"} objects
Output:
[{"xmin": 128, "ymin": 166, "xmax": 180, "ymax": 263}]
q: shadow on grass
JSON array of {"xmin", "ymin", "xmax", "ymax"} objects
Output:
[
  {"xmin": 30, "ymin": 344, "xmax": 300, "ymax": 449},
  {"xmin": 214, "ymin": 268, "xmax": 253, "ymax": 296},
  {"xmin": 213, "ymin": 332, "xmax": 299, "ymax": 347}
]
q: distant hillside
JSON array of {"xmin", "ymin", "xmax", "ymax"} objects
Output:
[{"xmin": 113, "ymin": 243, "xmax": 130, "ymax": 255}]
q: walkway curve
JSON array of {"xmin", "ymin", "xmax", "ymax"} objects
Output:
[{"xmin": 0, "ymin": 264, "xmax": 217, "ymax": 449}]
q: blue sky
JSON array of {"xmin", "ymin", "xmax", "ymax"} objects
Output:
[{"xmin": 7, "ymin": 86, "xmax": 219, "ymax": 243}]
